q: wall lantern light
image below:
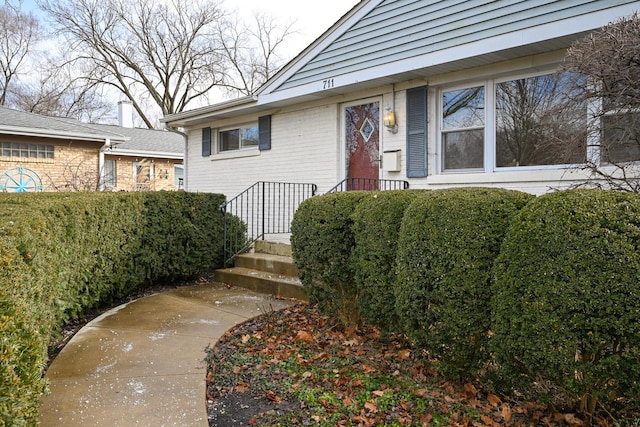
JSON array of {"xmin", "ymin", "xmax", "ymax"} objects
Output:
[{"xmin": 383, "ymin": 111, "xmax": 398, "ymax": 133}]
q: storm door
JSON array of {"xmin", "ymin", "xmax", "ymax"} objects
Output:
[{"xmin": 345, "ymin": 101, "xmax": 380, "ymax": 190}]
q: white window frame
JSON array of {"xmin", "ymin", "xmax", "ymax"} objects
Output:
[
  {"xmin": 437, "ymin": 68, "xmax": 591, "ymax": 175},
  {"xmin": 438, "ymin": 82, "xmax": 488, "ymax": 174},
  {"xmin": 103, "ymin": 159, "xmax": 117, "ymax": 188},
  {"xmin": 217, "ymin": 123, "xmax": 259, "ymax": 153}
]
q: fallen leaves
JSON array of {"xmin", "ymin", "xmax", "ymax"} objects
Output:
[{"xmin": 205, "ymin": 303, "xmax": 633, "ymax": 426}]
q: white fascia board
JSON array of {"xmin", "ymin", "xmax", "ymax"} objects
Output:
[
  {"xmin": 161, "ymin": 96, "xmax": 256, "ymax": 126},
  {"xmin": 107, "ymin": 148, "xmax": 183, "ymax": 160},
  {"xmin": 256, "ymin": 0, "xmax": 384, "ymax": 97},
  {"xmin": 0, "ymin": 125, "xmax": 129, "ymax": 143},
  {"xmin": 258, "ymin": 3, "xmax": 640, "ymax": 105}
]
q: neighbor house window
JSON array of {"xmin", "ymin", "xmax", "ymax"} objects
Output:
[
  {"xmin": 103, "ymin": 159, "xmax": 117, "ymax": 188},
  {"xmin": 0, "ymin": 142, "xmax": 54, "ymax": 160},
  {"xmin": 174, "ymin": 164, "xmax": 184, "ymax": 189},
  {"xmin": 218, "ymin": 125, "xmax": 259, "ymax": 152},
  {"xmin": 134, "ymin": 161, "xmax": 152, "ymax": 191}
]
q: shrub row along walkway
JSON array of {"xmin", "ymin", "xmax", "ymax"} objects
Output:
[{"xmin": 38, "ymin": 282, "xmax": 295, "ymax": 426}]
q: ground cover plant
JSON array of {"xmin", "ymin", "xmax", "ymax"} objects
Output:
[{"xmin": 206, "ymin": 303, "xmax": 640, "ymax": 426}]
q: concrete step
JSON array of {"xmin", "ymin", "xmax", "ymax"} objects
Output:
[
  {"xmin": 254, "ymin": 240, "xmax": 292, "ymax": 257},
  {"xmin": 214, "ymin": 267, "xmax": 306, "ymax": 301},
  {"xmin": 214, "ymin": 242, "xmax": 306, "ymax": 301},
  {"xmin": 234, "ymin": 253, "xmax": 299, "ymax": 277}
]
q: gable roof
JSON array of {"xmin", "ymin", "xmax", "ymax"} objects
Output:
[
  {"xmin": 163, "ymin": 0, "xmax": 640, "ymax": 127},
  {"xmin": 104, "ymin": 126, "xmax": 184, "ymax": 159},
  {"xmin": 0, "ymin": 105, "xmax": 183, "ymax": 159},
  {"xmin": 258, "ymin": 0, "xmax": 640, "ymax": 104},
  {"xmin": 0, "ymin": 105, "xmax": 128, "ymax": 143}
]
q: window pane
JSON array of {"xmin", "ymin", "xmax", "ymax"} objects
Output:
[
  {"xmin": 104, "ymin": 159, "xmax": 116, "ymax": 187},
  {"xmin": 443, "ymin": 87, "xmax": 484, "ymax": 130},
  {"xmin": 443, "ymin": 130, "xmax": 484, "ymax": 170},
  {"xmin": 601, "ymin": 112, "xmax": 640, "ymax": 163},
  {"xmin": 219, "ymin": 129, "xmax": 239, "ymax": 151},
  {"xmin": 241, "ymin": 126, "xmax": 259, "ymax": 148},
  {"xmin": 496, "ymin": 73, "xmax": 586, "ymax": 167}
]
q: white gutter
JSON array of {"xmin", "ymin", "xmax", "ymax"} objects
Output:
[
  {"xmin": 0, "ymin": 125, "xmax": 128, "ymax": 144},
  {"xmin": 107, "ymin": 148, "xmax": 183, "ymax": 160}
]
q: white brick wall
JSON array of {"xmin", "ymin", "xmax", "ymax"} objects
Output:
[{"xmin": 186, "ymin": 104, "xmax": 342, "ymax": 198}]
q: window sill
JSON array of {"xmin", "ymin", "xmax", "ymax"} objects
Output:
[
  {"xmin": 211, "ymin": 148, "xmax": 260, "ymax": 161},
  {"xmin": 0, "ymin": 157, "xmax": 55, "ymax": 164}
]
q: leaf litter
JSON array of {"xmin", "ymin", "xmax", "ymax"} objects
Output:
[{"xmin": 205, "ymin": 303, "xmax": 635, "ymax": 426}]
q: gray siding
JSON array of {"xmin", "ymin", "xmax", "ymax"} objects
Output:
[{"xmin": 277, "ymin": 0, "xmax": 637, "ymax": 91}]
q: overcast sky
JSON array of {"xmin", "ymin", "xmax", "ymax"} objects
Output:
[
  {"xmin": 21, "ymin": 0, "xmax": 361, "ymax": 61},
  {"xmin": 226, "ymin": 0, "xmax": 360, "ymax": 58}
]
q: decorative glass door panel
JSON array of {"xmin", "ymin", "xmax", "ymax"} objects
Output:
[{"xmin": 345, "ymin": 101, "xmax": 380, "ymax": 190}]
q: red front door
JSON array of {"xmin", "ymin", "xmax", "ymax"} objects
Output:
[{"xmin": 345, "ymin": 101, "xmax": 380, "ymax": 190}]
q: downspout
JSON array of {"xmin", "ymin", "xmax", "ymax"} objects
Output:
[{"xmin": 99, "ymin": 138, "xmax": 111, "ymax": 191}]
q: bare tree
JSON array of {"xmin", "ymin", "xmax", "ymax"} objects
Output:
[
  {"xmin": 560, "ymin": 12, "xmax": 640, "ymax": 192},
  {"xmin": 39, "ymin": 0, "xmax": 227, "ymax": 128},
  {"xmin": 38, "ymin": 0, "xmax": 294, "ymax": 128},
  {"xmin": 0, "ymin": 2, "xmax": 41, "ymax": 105},
  {"xmin": 217, "ymin": 12, "xmax": 295, "ymax": 97},
  {"xmin": 11, "ymin": 54, "xmax": 114, "ymax": 122}
]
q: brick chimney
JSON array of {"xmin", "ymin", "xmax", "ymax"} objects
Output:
[{"xmin": 118, "ymin": 100, "xmax": 134, "ymax": 128}]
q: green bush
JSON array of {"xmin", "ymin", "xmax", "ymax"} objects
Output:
[
  {"xmin": 290, "ymin": 192, "xmax": 367, "ymax": 330},
  {"xmin": 0, "ymin": 191, "xmax": 228, "ymax": 426},
  {"xmin": 395, "ymin": 187, "xmax": 533, "ymax": 380},
  {"xmin": 351, "ymin": 190, "xmax": 422, "ymax": 331},
  {"xmin": 0, "ymin": 289, "xmax": 48, "ymax": 426},
  {"xmin": 491, "ymin": 189, "xmax": 640, "ymax": 413},
  {"xmin": 136, "ymin": 191, "xmax": 227, "ymax": 284}
]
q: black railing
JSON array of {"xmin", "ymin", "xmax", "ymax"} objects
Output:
[
  {"xmin": 326, "ymin": 177, "xmax": 410, "ymax": 193},
  {"xmin": 222, "ymin": 181, "xmax": 318, "ymax": 266}
]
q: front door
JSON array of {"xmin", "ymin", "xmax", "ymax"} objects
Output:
[{"xmin": 345, "ymin": 101, "xmax": 380, "ymax": 190}]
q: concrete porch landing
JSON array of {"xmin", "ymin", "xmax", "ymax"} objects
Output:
[{"xmin": 38, "ymin": 283, "xmax": 296, "ymax": 427}]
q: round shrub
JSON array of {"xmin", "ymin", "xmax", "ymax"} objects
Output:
[
  {"xmin": 352, "ymin": 190, "xmax": 422, "ymax": 331},
  {"xmin": 491, "ymin": 189, "xmax": 640, "ymax": 412},
  {"xmin": 291, "ymin": 192, "xmax": 367, "ymax": 330},
  {"xmin": 395, "ymin": 187, "xmax": 533, "ymax": 380}
]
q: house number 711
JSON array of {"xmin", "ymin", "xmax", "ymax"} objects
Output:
[{"xmin": 323, "ymin": 78, "xmax": 335, "ymax": 89}]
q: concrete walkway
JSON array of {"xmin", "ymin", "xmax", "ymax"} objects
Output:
[{"xmin": 38, "ymin": 282, "xmax": 296, "ymax": 427}]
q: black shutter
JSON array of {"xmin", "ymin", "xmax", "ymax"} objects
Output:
[
  {"xmin": 202, "ymin": 127, "xmax": 211, "ymax": 157},
  {"xmin": 259, "ymin": 115, "xmax": 271, "ymax": 151},
  {"xmin": 406, "ymin": 86, "xmax": 428, "ymax": 178}
]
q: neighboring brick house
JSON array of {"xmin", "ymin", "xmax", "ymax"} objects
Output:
[{"xmin": 0, "ymin": 104, "xmax": 183, "ymax": 192}]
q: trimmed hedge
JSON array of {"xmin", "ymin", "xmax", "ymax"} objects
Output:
[
  {"xmin": 395, "ymin": 187, "xmax": 533, "ymax": 380},
  {"xmin": 351, "ymin": 190, "xmax": 422, "ymax": 331},
  {"xmin": 290, "ymin": 192, "xmax": 367, "ymax": 329},
  {"xmin": 491, "ymin": 190, "xmax": 640, "ymax": 412},
  {"xmin": 0, "ymin": 191, "xmax": 229, "ymax": 425}
]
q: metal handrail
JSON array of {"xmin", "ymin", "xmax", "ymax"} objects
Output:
[
  {"xmin": 326, "ymin": 177, "xmax": 410, "ymax": 193},
  {"xmin": 222, "ymin": 181, "xmax": 318, "ymax": 266}
]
